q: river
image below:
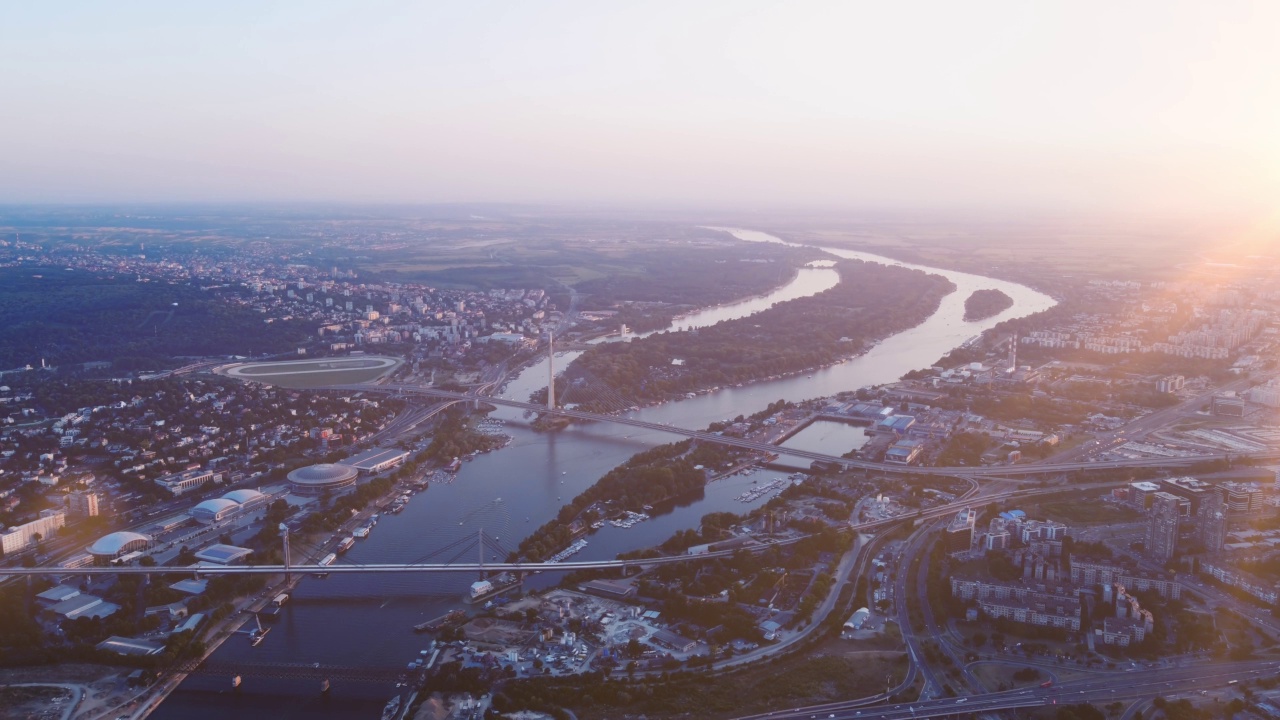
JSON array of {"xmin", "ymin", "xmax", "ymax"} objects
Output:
[{"xmin": 150, "ymin": 229, "xmax": 1055, "ymax": 718}]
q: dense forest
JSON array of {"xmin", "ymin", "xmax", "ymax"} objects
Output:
[
  {"xmin": 575, "ymin": 244, "xmax": 811, "ymax": 332},
  {"xmin": 962, "ymin": 288, "xmax": 1014, "ymax": 321},
  {"xmin": 0, "ymin": 268, "xmax": 310, "ymax": 369},
  {"xmin": 564, "ymin": 260, "xmax": 955, "ymax": 407}
]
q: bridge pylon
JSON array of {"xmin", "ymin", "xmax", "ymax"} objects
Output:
[{"xmin": 547, "ymin": 332, "xmax": 556, "ymax": 410}]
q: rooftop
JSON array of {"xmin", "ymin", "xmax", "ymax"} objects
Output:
[
  {"xmin": 88, "ymin": 531, "xmax": 152, "ymax": 556},
  {"xmin": 193, "ymin": 544, "xmax": 253, "ymax": 565},
  {"xmin": 345, "ymin": 447, "xmax": 409, "ymax": 470},
  {"xmin": 287, "ymin": 463, "xmax": 358, "ymax": 486}
]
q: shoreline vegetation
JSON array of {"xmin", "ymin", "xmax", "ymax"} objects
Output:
[
  {"xmin": 962, "ymin": 288, "xmax": 1015, "ymax": 322},
  {"xmin": 513, "ymin": 437, "xmax": 759, "ymax": 562},
  {"xmin": 554, "ymin": 260, "xmax": 955, "ymax": 411}
]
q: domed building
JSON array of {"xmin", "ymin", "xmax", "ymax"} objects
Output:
[
  {"xmin": 190, "ymin": 498, "xmax": 240, "ymax": 524},
  {"xmin": 88, "ymin": 531, "xmax": 152, "ymax": 565},
  {"xmin": 287, "ymin": 463, "xmax": 358, "ymax": 496},
  {"xmin": 221, "ymin": 488, "xmax": 268, "ymax": 512}
]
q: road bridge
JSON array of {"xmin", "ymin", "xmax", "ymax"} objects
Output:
[
  {"xmin": 0, "ymin": 482, "xmax": 1119, "ymax": 578},
  {"xmin": 339, "ymin": 384, "xmax": 1277, "ymax": 477},
  {"xmin": 179, "ymin": 659, "xmax": 407, "ymax": 684}
]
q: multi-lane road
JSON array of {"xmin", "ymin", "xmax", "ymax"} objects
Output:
[
  {"xmin": 738, "ymin": 657, "xmax": 1275, "ymax": 719},
  {"xmin": 329, "ymin": 383, "xmax": 1279, "ymax": 477}
]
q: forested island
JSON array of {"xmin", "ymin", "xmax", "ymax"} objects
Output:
[
  {"xmin": 559, "ymin": 260, "xmax": 955, "ymax": 409},
  {"xmin": 572, "ymin": 242, "xmax": 818, "ymax": 333},
  {"xmin": 514, "ymin": 439, "xmax": 753, "ymax": 562},
  {"xmin": 962, "ymin": 288, "xmax": 1014, "ymax": 321}
]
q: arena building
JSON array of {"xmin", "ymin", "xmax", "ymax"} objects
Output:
[
  {"xmin": 287, "ymin": 463, "xmax": 359, "ymax": 496},
  {"xmin": 188, "ymin": 489, "xmax": 271, "ymax": 525},
  {"xmin": 190, "ymin": 498, "xmax": 240, "ymax": 525},
  {"xmin": 221, "ymin": 488, "xmax": 269, "ymax": 512},
  {"xmin": 88, "ymin": 531, "xmax": 153, "ymax": 565}
]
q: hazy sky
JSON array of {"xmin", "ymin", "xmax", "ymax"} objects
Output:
[{"xmin": 3, "ymin": 1, "xmax": 1279, "ymax": 219}]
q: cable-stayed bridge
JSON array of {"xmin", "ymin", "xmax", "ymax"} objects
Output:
[
  {"xmin": 337, "ymin": 384, "xmax": 1276, "ymax": 477},
  {"xmin": 0, "ymin": 482, "xmax": 1120, "ymax": 578}
]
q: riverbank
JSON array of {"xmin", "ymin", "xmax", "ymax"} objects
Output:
[
  {"xmin": 147, "ymin": 227, "xmax": 1058, "ymax": 718},
  {"xmin": 564, "ymin": 260, "xmax": 955, "ymax": 410}
]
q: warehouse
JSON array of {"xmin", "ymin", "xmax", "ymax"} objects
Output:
[{"xmin": 345, "ymin": 448, "xmax": 409, "ymax": 475}]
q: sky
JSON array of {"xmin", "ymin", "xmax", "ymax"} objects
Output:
[{"xmin": 2, "ymin": 1, "xmax": 1279, "ymax": 221}]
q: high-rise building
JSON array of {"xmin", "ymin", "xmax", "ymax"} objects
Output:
[
  {"xmin": 1197, "ymin": 492, "xmax": 1226, "ymax": 553},
  {"xmin": 1160, "ymin": 476, "xmax": 1213, "ymax": 515},
  {"xmin": 943, "ymin": 508, "xmax": 977, "ymax": 555},
  {"xmin": 1147, "ymin": 492, "xmax": 1181, "ymax": 564},
  {"xmin": 67, "ymin": 491, "xmax": 100, "ymax": 517},
  {"xmin": 1216, "ymin": 482, "xmax": 1266, "ymax": 517}
]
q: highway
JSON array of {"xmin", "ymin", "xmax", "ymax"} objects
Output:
[
  {"xmin": 332, "ymin": 384, "xmax": 1278, "ymax": 477},
  {"xmin": 736, "ymin": 659, "xmax": 1277, "ymax": 719},
  {"xmin": 1044, "ymin": 377, "xmax": 1255, "ymax": 465}
]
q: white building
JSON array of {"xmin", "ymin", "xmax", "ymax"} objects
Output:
[
  {"xmin": 154, "ymin": 468, "xmax": 223, "ymax": 496},
  {"xmin": 0, "ymin": 510, "xmax": 66, "ymax": 556}
]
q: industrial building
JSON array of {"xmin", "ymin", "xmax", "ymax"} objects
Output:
[
  {"xmin": 651, "ymin": 629, "xmax": 697, "ymax": 653},
  {"xmin": 579, "ymin": 578, "xmax": 637, "ymax": 599},
  {"xmin": 287, "ymin": 463, "xmax": 359, "ymax": 495},
  {"xmin": 345, "ymin": 447, "xmax": 409, "ymax": 475},
  {"xmin": 884, "ymin": 439, "xmax": 925, "ymax": 465},
  {"xmin": 1211, "ymin": 395, "xmax": 1245, "ymax": 417},
  {"xmin": 876, "ymin": 415, "xmax": 916, "ymax": 435},
  {"xmin": 96, "ymin": 636, "xmax": 164, "ymax": 657},
  {"xmin": 193, "ymin": 544, "xmax": 253, "ymax": 565}
]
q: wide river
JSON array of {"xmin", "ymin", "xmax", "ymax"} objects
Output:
[{"xmin": 152, "ymin": 229, "xmax": 1055, "ymax": 718}]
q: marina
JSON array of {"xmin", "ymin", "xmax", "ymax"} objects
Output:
[
  {"xmin": 608, "ymin": 510, "xmax": 650, "ymax": 528},
  {"xmin": 734, "ymin": 476, "xmax": 790, "ymax": 503},
  {"xmin": 547, "ymin": 538, "xmax": 588, "ymax": 563}
]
